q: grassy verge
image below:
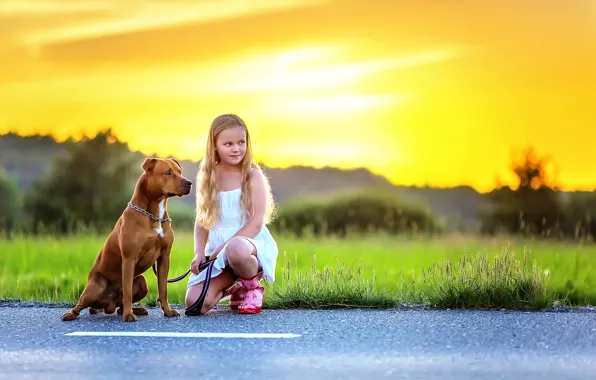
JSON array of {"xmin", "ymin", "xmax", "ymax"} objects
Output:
[
  {"xmin": 263, "ymin": 243, "xmax": 553, "ymax": 310},
  {"xmin": 1, "ymin": 233, "xmax": 594, "ymax": 310}
]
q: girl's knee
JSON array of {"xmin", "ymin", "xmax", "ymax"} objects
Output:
[
  {"xmin": 185, "ymin": 293, "xmax": 197, "ymax": 310},
  {"xmin": 185, "ymin": 284, "xmax": 204, "ymax": 309},
  {"xmin": 185, "ymin": 293, "xmax": 215, "ymax": 315},
  {"xmin": 226, "ymin": 237, "xmax": 255, "ymax": 265},
  {"xmin": 185, "ymin": 281, "xmax": 224, "ymax": 315}
]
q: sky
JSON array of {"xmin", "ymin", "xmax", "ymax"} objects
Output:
[{"xmin": 0, "ymin": 0, "xmax": 595, "ymax": 192}]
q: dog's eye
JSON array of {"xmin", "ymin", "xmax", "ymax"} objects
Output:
[{"xmin": 165, "ymin": 170, "xmax": 172, "ymax": 176}]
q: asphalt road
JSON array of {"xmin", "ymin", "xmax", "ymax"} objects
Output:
[{"xmin": 1, "ymin": 304, "xmax": 595, "ymax": 380}]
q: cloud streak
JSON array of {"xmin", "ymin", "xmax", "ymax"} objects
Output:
[
  {"xmin": 13, "ymin": 0, "xmax": 328, "ymax": 47},
  {"xmin": 209, "ymin": 45, "xmax": 464, "ymax": 94},
  {"xmin": 264, "ymin": 94, "xmax": 405, "ymax": 114},
  {"xmin": 0, "ymin": 0, "xmax": 109, "ymax": 15}
]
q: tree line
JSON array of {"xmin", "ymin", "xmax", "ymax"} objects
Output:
[
  {"xmin": 0, "ymin": 129, "xmax": 143, "ymax": 239},
  {"xmin": 1, "ymin": 130, "xmax": 596, "ymax": 241},
  {"xmin": 480, "ymin": 146, "xmax": 596, "ymax": 241}
]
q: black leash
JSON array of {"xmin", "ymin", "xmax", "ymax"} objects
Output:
[
  {"xmin": 184, "ymin": 259, "xmax": 217, "ymax": 316},
  {"xmin": 151, "ymin": 256, "xmax": 218, "ymax": 316},
  {"xmin": 151, "ymin": 255, "xmax": 213, "ymax": 283}
]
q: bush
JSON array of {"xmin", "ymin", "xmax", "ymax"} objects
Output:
[
  {"xmin": 421, "ymin": 245, "xmax": 551, "ymax": 310},
  {"xmin": 264, "ymin": 252, "xmax": 403, "ymax": 309},
  {"xmin": 270, "ymin": 187, "xmax": 441, "ymax": 238}
]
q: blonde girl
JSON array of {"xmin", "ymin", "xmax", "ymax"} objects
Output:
[{"xmin": 185, "ymin": 113, "xmax": 278, "ymax": 315}]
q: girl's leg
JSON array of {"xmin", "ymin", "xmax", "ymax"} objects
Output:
[
  {"xmin": 185, "ymin": 270, "xmax": 235, "ymax": 315},
  {"xmin": 225, "ymin": 237, "xmax": 264, "ymax": 314},
  {"xmin": 225, "ymin": 237, "xmax": 259, "ymax": 278}
]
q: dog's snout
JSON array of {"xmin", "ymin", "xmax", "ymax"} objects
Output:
[{"xmin": 185, "ymin": 180, "xmax": 192, "ymax": 187}]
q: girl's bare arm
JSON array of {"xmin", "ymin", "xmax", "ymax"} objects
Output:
[{"xmin": 193, "ymin": 222, "xmax": 209, "ymax": 259}]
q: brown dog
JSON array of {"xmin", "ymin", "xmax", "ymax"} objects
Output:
[{"xmin": 61, "ymin": 157, "xmax": 192, "ymax": 322}]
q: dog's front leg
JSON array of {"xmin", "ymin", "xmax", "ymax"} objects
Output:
[
  {"xmin": 121, "ymin": 257, "xmax": 137, "ymax": 322},
  {"xmin": 157, "ymin": 247, "xmax": 180, "ymax": 317}
]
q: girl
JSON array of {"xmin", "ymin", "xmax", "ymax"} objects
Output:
[{"xmin": 185, "ymin": 113, "xmax": 278, "ymax": 315}]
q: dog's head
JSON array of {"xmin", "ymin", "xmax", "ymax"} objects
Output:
[{"xmin": 141, "ymin": 157, "xmax": 192, "ymax": 198}]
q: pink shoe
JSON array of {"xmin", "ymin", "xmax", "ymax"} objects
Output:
[
  {"xmin": 237, "ymin": 276, "xmax": 264, "ymax": 314},
  {"xmin": 224, "ymin": 271, "xmax": 263, "ymax": 310}
]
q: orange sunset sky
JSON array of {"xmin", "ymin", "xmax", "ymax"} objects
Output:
[{"xmin": 0, "ymin": 0, "xmax": 595, "ymax": 192}]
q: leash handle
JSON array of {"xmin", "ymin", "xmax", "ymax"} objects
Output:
[
  {"xmin": 151, "ymin": 255, "xmax": 224, "ymax": 316},
  {"xmin": 151, "ymin": 255, "xmax": 213, "ymax": 283}
]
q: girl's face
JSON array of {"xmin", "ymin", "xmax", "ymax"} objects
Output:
[{"xmin": 215, "ymin": 125, "xmax": 247, "ymax": 166}]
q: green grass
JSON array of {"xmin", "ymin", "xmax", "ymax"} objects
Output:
[{"xmin": 1, "ymin": 232, "xmax": 595, "ymax": 310}]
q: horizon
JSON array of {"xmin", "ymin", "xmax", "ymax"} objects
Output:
[
  {"xmin": 5, "ymin": 129, "xmax": 594, "ymax": 195},
  {"xmin": 1, "ymin": 0, "xmax": 595, "ymax": 193}
]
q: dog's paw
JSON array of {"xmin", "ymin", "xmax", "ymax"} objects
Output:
[
  {"xmin": 163, "ymin": 308, "xmax": 180, "ymax": 317},
  {"xmin": 61, "ymin": 310, "xmax": 78, "ymax": 321},
  {"xmin": 122, "ymin": 311, "xmax": 137, "ymax": 322},
  {"xmin": 104, "ymin": 304, "xmax": 116, "ymax": 314},
  {"xmin": 133, "ymin": 307, "xmax": 149, "ymax": 316}
]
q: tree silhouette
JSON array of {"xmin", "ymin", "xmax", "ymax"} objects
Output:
[
  {"xmin": 0, "ymin": 167, "xmax": 20, "ymax": 239},
  {"xmin": 511, "ymin": 146, "xmax": 558, "ymax": 190},
  {"xmin": 482, "ymin": 146, "xmax": 563, "ymax": 237},
  {"xmin": 24, "ymin": 128, "xmax": 140, "ymax": 234}
]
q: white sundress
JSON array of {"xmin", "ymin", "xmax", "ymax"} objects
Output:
[{"xmin": 186, "ymin": 187, "xmax": 279, "ymax": 289}]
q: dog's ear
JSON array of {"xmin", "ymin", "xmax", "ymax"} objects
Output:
[
  {"xmin": 142, "ymin": 158, "xmax": 157, "ymax": 172},
  {"xmin": 169, "ymin": 157, "xmax": 182, "ymax": 171}
]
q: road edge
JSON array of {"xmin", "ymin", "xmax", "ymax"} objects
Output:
[{"xmin": 1, "ymin": 299, "xmax": 595, "ymax": 313}]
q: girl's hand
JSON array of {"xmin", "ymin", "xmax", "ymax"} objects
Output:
[{"xmin": 190, "ymin": 254, "xmax": 205, "ymax": 275}]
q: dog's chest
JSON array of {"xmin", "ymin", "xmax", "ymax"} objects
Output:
[
  {"xmin": 154, "ymin": 200, "xmax": 166, "ymax": 238},
  {"xmin": 137, "ymin": 238, "xmax": 168, "ymax": 271}
]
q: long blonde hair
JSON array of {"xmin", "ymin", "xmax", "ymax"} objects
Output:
[{"xmin": 195, "ymin": 114, "xmax": 276, "ymax": 229}]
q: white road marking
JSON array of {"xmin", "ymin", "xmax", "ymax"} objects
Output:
[{"xmin": 65, "ymin": 331, "xmax": 301, "ymax": 339}]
